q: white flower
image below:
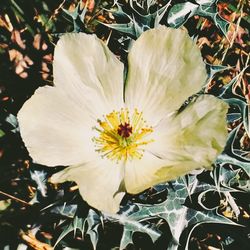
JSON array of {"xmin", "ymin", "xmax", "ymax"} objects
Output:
[{"xmin": 17, "ymin": 26, "xmax": 228, "ymax": 213}]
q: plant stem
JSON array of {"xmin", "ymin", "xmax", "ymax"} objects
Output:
[{"xmin": 0, "ymin": 190, "xmax": 31, "ymax": 206}]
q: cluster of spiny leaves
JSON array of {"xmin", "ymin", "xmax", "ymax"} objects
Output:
[{"xmin": 0, "ymin": 0, "xmax": 249, "ymax": 249}]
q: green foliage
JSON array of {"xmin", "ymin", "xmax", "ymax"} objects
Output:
[
  {"xmin": 106, "ymin": 206, "xmax": 162, "ymax": 249},
  {"xmin": 30, "ymin": 170, "xmax": 47, "ymax": 198},
  {"xmin": 102, "ymin": 1, "xmax": 171, "ymax": 37},
  {"xmin": 62, "ymin": 2, "xmax": 87, "ymax": 32},
  {"xmin": 167, "ymin": 0, "xmax": 229, "ymax": 35},
  {"xmin": 51, "ymin": 203, "xmax": 77, "ymax": 218},
  {"xmin": 102, "ymin": 0, "xmax": 229, "ymax": 40},
  {"xmin": 101, "ymin": 176, "xmax": 238, "ymax": 250},
  {"xmin": 55, "ymin": 209, "xmax": 101, "ymax": 250}
]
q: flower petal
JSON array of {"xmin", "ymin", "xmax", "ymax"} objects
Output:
[
  {"xmin": 125, "ymin": 152, "xmax": 203, "ymax": 194},
  {"xmin": 125, "ymin": 26, "xmax": 207, "ymax": 124},
  {"xmin": 50, "ymin": 159, "xmax": 125, "ymax": 213},
  {"xmin": 18, "ymin": 86, "xmax": 96, "ymax": 166},
  {"xmin": 125, "ymin": 95, "xmax": 228, "ymax": 194},
  {"xmin": 54, "ymin": 33, "xmax": 124, "ymax": 118},
  {"xmin": 148, "ymin": 95, "xmax": 228, "ymax": 167},
  {"xmin": 124, "ymin": 152, "xmax": 170, "ymax": 194},
  {"xmin": 18, "ymin": 32, "xmax": 125, "ymax": 167}
]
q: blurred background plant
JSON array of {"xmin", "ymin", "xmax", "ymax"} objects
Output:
[{"xmin": 0, "ymin": 0, "xmax": 249, "ymax": 249}]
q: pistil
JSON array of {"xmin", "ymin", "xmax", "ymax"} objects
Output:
[{"xmin": 92, "ymin": 108, "xmax": 154, "ymax": 162}]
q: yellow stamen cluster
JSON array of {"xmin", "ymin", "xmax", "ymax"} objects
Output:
[{"xmin": 92, "ymin": 108, "xmax": 154, "ymax": 162}]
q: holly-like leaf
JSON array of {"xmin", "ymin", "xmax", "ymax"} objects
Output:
[
  {"xmin": 221, "ymin": 123, "xmax": 250, "ymax": 166},
  {"xmin": 184, "ymin": 210, "xmax": 239, "ymax": 250},
  {"xmin": 62, "ymin": 2, "xmax": 87, "ymax": 32},
  {"xmin": 167, "ymin": 0, "xmax": 229, "ymax": 35},
  {"xmin": 84, "ymin": 209, "xmax": 101, "ymax": 250},
  {"xmin": 105, "ymin": 177, "xmax": 236, "ymax": 249},
  {"xmin": 104, "ymin": 204, "xmax": 161, "ymax": 250},
  {"xmin": 167, "ymin": 2, "xmax": 198, "ymax": 28},
  {"xmin": 54, "ymin": 209, "xmax": 101, "ymax": 250},
  {"xmin": 101, "ymin": 22, "xmax": 138, "ymax": 37},
  {"xmin": 102, "ymin": 1, "xmax": 171, "ymax": 38},
  {"xmin": 216, "ymin": 154, "xmax": 250, "ymax": 177},
  {"xmin": 227, "ymin": 113, "xmax": 241, "ymax": 123},
  {"xmin": 243, "ymin": 104, "xmax": 250, "ymax": 137},
  {"xmin": 221, "ymin": 167, "xmax": 249, "ymax": 192},
  {"xmin": 160, "ymin": 179, "xmax": 236, "ymax": 247},
  {"xmin": 196, "ymin": 1, "xmax": 229, "ymax": 36},
  {"xmin": 50, "ymin": 203, "xmax": 77, "ymax": 218},
  {"xmin": 30, "ymin": 170, "xmax": 47, "ymax": 197},
  {"xmin": 6, "ymin": 113, "xmax": 19, "ymax": 133},
  {"xmin": 206, "ymin": 63, "xmax": 232, "ymax": 78}
]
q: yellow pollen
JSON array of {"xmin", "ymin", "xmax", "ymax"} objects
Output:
[{"xmin": 92, "ymin": 108, "xmax": 154, "ymax": 162}]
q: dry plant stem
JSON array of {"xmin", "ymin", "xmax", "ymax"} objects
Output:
[
  {"xmin": 49, "ymin": 0, "xmax": 66, "ymax": 21},
  {"xmin": 221, "ymin": 5, "xmax": 244, "ymax": 63},
  {"xmin": 224, "ymin": 191, "xmax": 240, "ymax": 219},
  {"xmin": 20, "ymin": 231, "xmax": 53, "ymax": 250},
  {"xmin": 0, "ymin": 190, "xmax": 31, "ymax": 206}
]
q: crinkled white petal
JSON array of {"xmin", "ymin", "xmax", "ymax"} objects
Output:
[
  {"xmin": 124, "ymin": 152, "xmax": 200, "ymax": 194},
  {"xmin": 18, "ymin": 32, "xmax": 125, "ymax": 166},
  {"xmin": 148, "ymin": 95, "xmax": 228, "ymax": 168},
  {"xmin": 124, "ymin": 152, "xmax": 171, "ymax": 194},
  {"xmin": 18, "ymin": 86, "xmax": 97, "ymax": 166},
  {"xmin": 125, "ymin": 26, "xmax": 207, "ymax": 125},
  {"xmin": 54, "ymin": 33, "xmax": 124, "ymax": 118},
  {"xmin": 125, "ymin": 152, "xmax": 206, "ymax": 194},
  {"xmin": 50, "ymin": 159, "xmax": 125, "ymax": 213},
  {"xmin": 125, "ymin": 95, "xmax": 228, "ymax": 194}
]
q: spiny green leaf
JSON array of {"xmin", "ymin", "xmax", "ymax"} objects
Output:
[
  {"xmin": 220, "ymin": 75, "xmax": 246, "ymax": 101},
  {"xmin": 223, "ymin": 124, "xmax": 250, "ymax": 163},
  {"xmin": 50, "ymin": 203, "xmax": 77, "ymax": 218},
  {"xmin": 103, "ymin": 1, "xmax": 171, "ymax": 38},
  {"xmin": 243, "ymin": 104, "xmax": 250, "ymax": 137},
  {"xmin": 167, "ymin": 0, "xmax": 229, "ymax": 35},
  {"xmin": 196, "ymin": 0, "xmax": 215, "ymax": 4},
  {"xmin": 216, "ymin": 154, "xmax": 250, "ymax": 177},
  {"xmin": 213, "ymin": 13, "xmax": 230, "ymax": 36},
  {"xmin": 184, "ymin": 212, "xmax": 240, "ymax": 250},
  {"xmin": 167, "ymin": 2, "xmax": 198, "ymax": 28},
  {"xmin": 206, "ymin": 63, "xmax": 232, "ymax": 78},
  {"xmin": 227, "ymin": 113, "xmax": 241, "ymax": 123},
  {"xmin": 30, "ymin": 170, "xmax": 47, "ymax": 197},
  {"xmin": 55, "ymin": 217, "xmax": 84, "ymax": 247},
  {"xmin": 54, "ymin": 209, "xmax": 101, "ymax": 249},
  {"xmin": 101, "ymin": 22, "xmax": 138, "ymax": 37},
  {"xmin": 120, "ymin": 228, "xmax": 133, "ymax": 250},
  {"xmin": 105, "ymin": 206, "xmax": 161, "ymax": 250},
  {"xmin": 6, "ymin": 114, "xmax": 19, "ymax": 133},
  {"xmin": 84, "ymin": 209, "xmax": 101, "ymax": 250},
  {"xmin": 105, "ymin": 177, "xmax": 237, "ymax": 249},
  {"xmin": 195, "ymin": 2, "xmax": 229, "ymax": 36},
  {"xmin": 219, "ymin": 167, "xmax": 249, "ymax": 192},
  {"xmin": 62, "ymin": 1, "xmax": 87, "ymax": 32}
]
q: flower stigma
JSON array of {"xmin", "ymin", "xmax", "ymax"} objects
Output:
[{"xmin": 92, "ymin": 108, "xmax": 154, "ymax": 162}]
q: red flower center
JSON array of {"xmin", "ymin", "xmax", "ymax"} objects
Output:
[{"xmin": 117, "ymin": 122, "xmax": 133, "ymax": 138}]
